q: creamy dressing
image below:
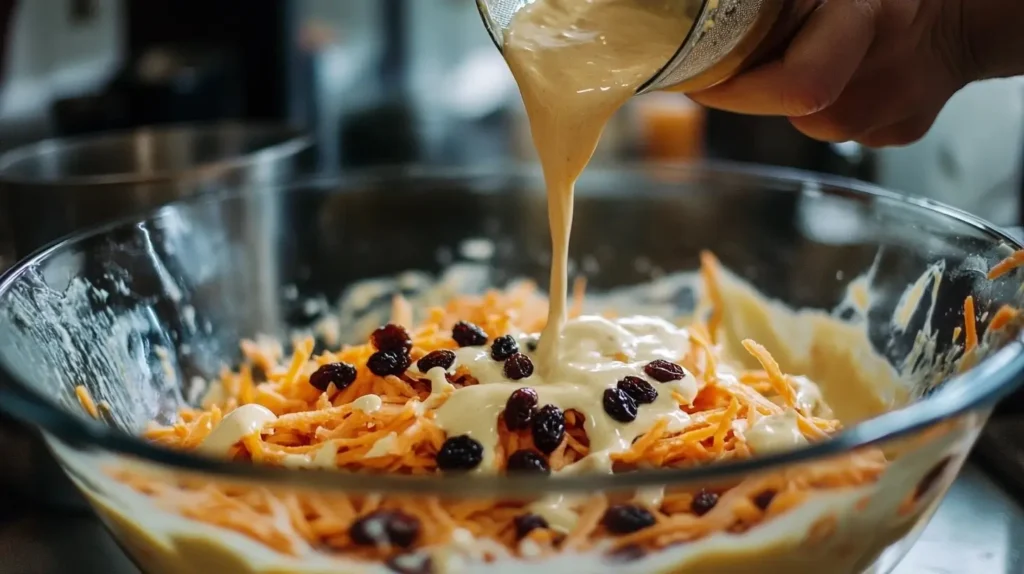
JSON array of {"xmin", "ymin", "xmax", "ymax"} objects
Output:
[
  {"xmin": 197, "ymin": 404, "xmax": 277, "ymax": 457},
  {"xmin": 503, "ymin": 0, "xmax": 694, "ymax": 370},
  {"xmin": 351, "ymin": 394, "xmax": 383, "ymax": 414},
  {"xmin": 433, "ymin": 314, "xmax": 697, "ymax": 472},
  {"xmin": 746, "ymin": 411, "xmax": 808, "ymax": 454}
]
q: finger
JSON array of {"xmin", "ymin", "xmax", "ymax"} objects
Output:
[
  {"xmin": 788, "ymin": 70, "xmax": 926, "ymax": 142},
  {"xmin": 689, "ymin": 0, "xmax": 880, "ymax": 116},
  {"xmin": 856, "ymin": 109, "xmax": 942, "ymax": 148}
]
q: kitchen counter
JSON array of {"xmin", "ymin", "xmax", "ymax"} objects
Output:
[{"xmin": 0, "ymin": 464, "xmax": 1020, "ymax": 574}]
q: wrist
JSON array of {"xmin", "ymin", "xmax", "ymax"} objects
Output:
[{"xmin": 960, "ymin": 0, "xmax": 1024, "ymax": 80}]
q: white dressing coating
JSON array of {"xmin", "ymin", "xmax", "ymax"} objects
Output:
[
  {"xmin": 364, "ymin": 433, "xmax": 399, "ymax": 459},
  {"xmin": 789, "ymin": 375, "xmax": 831, "ymax": 417},
  {"xmin": 351, "ymin": 394, "xmax": 383, "ymax": 414},
  {"xmin": 526, "ymin": 494, "xmax": 586, "ymax": 533},
  {"xmin": 434, "ymin": 314, "xmax": 697, "ymax": 472},
  {"xmin": 197, "ymin": 404, "xmax": 276, "ymax": 456},
  {"xmin": 746, "ymin": 412, "xmax": 808, "ymax": 454}
]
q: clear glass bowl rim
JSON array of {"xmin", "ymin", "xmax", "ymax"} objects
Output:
[{"xmin": 2, "ymin": 161, "xmax": 1023, "ymax": 497}]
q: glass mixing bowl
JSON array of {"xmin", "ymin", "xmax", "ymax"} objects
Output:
[{"xmin": 0, "ymin": 164, "xmax": 1022, "ymax": 574}]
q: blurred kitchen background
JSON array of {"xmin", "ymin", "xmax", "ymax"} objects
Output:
[{"xmin": 1, "ymin": 0, "xmax": 1023, "ymax": 225}]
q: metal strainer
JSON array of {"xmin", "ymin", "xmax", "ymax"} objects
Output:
[{"xmin": 477, "ymin": 0, "xmax": 785, "ymax": 94}]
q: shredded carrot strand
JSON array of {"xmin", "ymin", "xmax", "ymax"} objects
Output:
[
  {"xmin": 988, "ymin": 249, "xmax": 1024, "ymax": 280},
  {"xmin": 963, "ymin": 296, "xmax": 978, "ymax": 354},
  {"xmin": 92, "ymin": 255, "xmax": 894, "ymax": 563}
]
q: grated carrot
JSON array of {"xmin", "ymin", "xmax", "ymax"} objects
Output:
[
  {"xmin": 93, "ymin": 255, "xmax": 890, "ymax": 563},
  {"xmin": 963, "ymin": 296, "xmax": 978, "ymax": 354},
  {"xmin": 989, "ymin": 305, "xmax": 1020, "ymax": 332},
  {"xmin": 75, "ymin": 385, "xmax": 99, "ymax": 419},
  {"xmin": 988, "ymin": 249, "xmax": 1024, "ymax": 280}
]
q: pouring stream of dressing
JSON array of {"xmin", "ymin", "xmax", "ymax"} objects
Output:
[{"xmin": 502, "ymin": 0, "xmax": 695, "ymax": 370}]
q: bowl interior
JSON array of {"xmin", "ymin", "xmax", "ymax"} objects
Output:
[{"xmin": 0, "ymin": 165, "xmax": 1021, "ymax": 455}]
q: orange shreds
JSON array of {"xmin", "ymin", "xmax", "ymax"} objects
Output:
[
  {"xmin": 989, "ymin": 305, "xmax": 1020, "ymax": 332},
  {"xmin": 75, "ymin": 385, "xmax": 99, "ymax": 419},
  {"xmin": 988, "ymin": 249, "xmax": 1024, "ymax": 280},
  {"xmin": 105, "ymin": 259, "xmax": 874, "ymax": 564},
  {"xmin": 699, "ymin": 251, "xmax": 725, "ymax": 343},
  {"xmin": 569, "ymin": 276, "xmax": 587, "ymax": 318},
  {"xmin": 963, "ymin": 296, "xmax": 978, "ymax": 354},
  {"xmin": 740, "ymin": 340, "xmax": 797, "ymax": 408}
]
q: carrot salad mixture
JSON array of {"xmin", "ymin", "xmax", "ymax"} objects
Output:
[{"xmin": 75, "ymin": 251, "xmax": 1019, "ymax": 566}]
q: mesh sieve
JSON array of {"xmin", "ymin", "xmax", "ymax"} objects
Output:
[{"xmin": 476, "ymin": 0, "xmax": 782, "ymax": 93}]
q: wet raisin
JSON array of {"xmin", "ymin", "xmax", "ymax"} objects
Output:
[
  {"xmin": 350, "ymin": 510, "xmax": 421, "ymax": 548},
  {"xmin": 514, "ymin": 513, "xmax": 549, "ymax": 540},
  {"xmin": 308, "ymin": 362, "xmax": 357, "ymax": 392},
  {"xmin": 603, "ymin": 388, "xmax": 639, "ymax": 423},
  {"xmin": 416, "ymin": 349, "xmax": 456, "ymax": 372},
  {"xmin": 504, "ymin": 388, "xmax": 539, "ymax": 430},
  {"xmin": 452, "ymin": 321, "xmax": 488, "ymax": 347},
  {"xmin": 524, "ymin": 336, "xmax": 539, "ymax": 352},
  {"xmin": 915, "ymin": 457, "xmax": 952, "ymax": 500},
  {"xmin": 371, "ymin": 323, "xmax": 413, "ymax": 353},
  {"xmin": 386, "ymin": 553, "xmax": 432, "ymax": 574},
  {"xmin": 506, "ymin": 449, "xmax": 550, "ymax": 475},
  {"xmin": 644, "ymin": 359, "xmax": 686, "ymax": 382},
  {"xmin": 606, "ymin": 544, "xmax": 646, "ymax": 563},
  {"xmin": 602, "ymin": 505, "xmax": 655, "ymax": 534},
  {"xmin": 617, "ymin": 376, "xmax": 658, "ymax": 404},
  {"xmin": 504, "ymin": 353, "xmax": 535, "ymax": 380},
  {"xmin": 367, "ymin": 349, "xmax": 412, "ymax": 377},
  {"xmin": 691, "ymin": 490, "xmax": 719, "ymax": 516},
  {"xmin": 531, "ymin": 405, "xmax": 565, "ymax": 454},
  {"xmin": 491, "ymin": 335, "xmax": 520, "ymax": 361},
  {"xmin": 752, "ymin": 489, "xmax": 777, "ymax": 510},
  {"xmin": 436, "ymin": 435, "xmax": 484, "ymax": 471}
]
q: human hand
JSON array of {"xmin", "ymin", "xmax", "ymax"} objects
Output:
[{"xmin": 689, "ymin": 0, "xmax": 976, "ymax": 147}]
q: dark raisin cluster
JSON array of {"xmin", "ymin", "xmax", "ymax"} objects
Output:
[
  {"xmin": 602, "ymin": 504, "xmax": 656, "ymax": 534},
  {"xmin": 350, "ymin": 510, "xmax": 421, "ymax": 548},
  {"xmin": 367, "ymin": 323, "xmax": 415, "ymax": 377},
  {"xmin": 602, "ymin": 376, "xmax": 660, "ymax": 423},
  {"xmin": 436, "ymin": 434, "xmax": 485, "ymax": 471},
  {"xmin": 309, "ymin": 362, "xmax": 357, "ymax": 393},
  {"xmin": 452, "ymin": 321, "xmax": 488, "ymax": 347},
  {"xmin": 691, "ymin": 489, "xmax": 719, "ymax": 516},
  {"xmin": 502, "ymin": 387, "xmax": 564, "ymax": 457}
]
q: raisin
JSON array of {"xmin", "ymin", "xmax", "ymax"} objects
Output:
[
  {"xmin": 308, "ymin": 362, "xmax": 357, "ymax": 392},
  {"xmin": 350, "ymin": 510, "xmax": 421, "ymax": 548},
  {"xmin": 491, "ymin": 335, "xmax": 520, "ymax": 361},
  {"xmin": 436, "ymin": 435, "xmax": 484, "ymax": 471},
  {"xmin": 644, "ymin": 359, "xmax": 686, "ymax": 382},
  {"xmin": 504, "ymin": 388, "xmax": 539, "ymax": 430},
  {"xmin": 452, "ymin": 321, "xmax": 488, "ymax": 347},
  {"xmin": 606, "ymin": 544, "xmax": 646, "ymax": 563},
  {"xmin": 602, "ymin": 505, "xmax": 655, "ymax": 534},
  {"xmin": 386, "ymin": 553, "xmax": 432, "ymax": 574},
  {"xmin": 752, "ymin": 489, "xmax": 777, "ymax": 511},
  {"xmin": 603, "ymin": 388, "xmax": 639, "ymax": 423},
  {"xmin": 367, "ymin": 349, "xmax": 412, "ymax": 377},
  {"xmin": 691, "ymin": 490, "xmax": 719, "ymax": 516},
  {"xmin": 416, "ymin": 349, "xmax": 456, "ymax": 372},
  {"xmin": 531, "ymin": 405, "xmax": 565, "ymax": 454},
  {"xmin": 514, "ymin": 513, "xmax": 549, "ymax": 540},
  {"xmin": 524, "ymin": 336, "xmax": 539, "ymax": 352},
  {"xmin": 915, "ymin": 457, "xmax": 952, "ymax": 500},
  {"xmin": 506, "ymin": 449, "xmax": 550, "ymax": 475},
  {"xmin": 371, "ymin": 323, "xmax": 413, "ymax": 353},
  {"xmin": 617, "ymin": 376, "xmax": 657, "ymax": 404},
  {"xmin": 504, "ymin": 353, "xmax": 535, "ymax": 380}
]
